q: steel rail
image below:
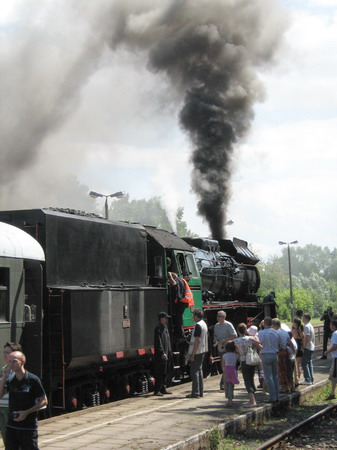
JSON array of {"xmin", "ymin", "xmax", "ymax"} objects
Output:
[{"xmin": 256, "ymin": 402, "xmax": 337, "ymax": 450}]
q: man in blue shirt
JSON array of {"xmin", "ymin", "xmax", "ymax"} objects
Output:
[
  {"xmin": 259, "ymin": 316, "xmax": 281, "ymax": 405},
  {"xmin": 0, "ymin": 351, "xmax": 47, "ymax": 449}
]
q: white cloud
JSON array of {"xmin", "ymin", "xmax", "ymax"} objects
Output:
[{"xmin": 309, "ymin": 0, "xmax": 337, "ymax": 6}]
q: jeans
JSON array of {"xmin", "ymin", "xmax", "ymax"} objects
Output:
[
  {"xmin": 225, "ymin": 382, "xmax": 234, "ymax": 400},
  {"xmin": 0, "ymin": 407, "xmax": 8, "ymax": 446},
  {"xmin": 261, "ymin": 353, "xmax": 279, "ymax": 402},
  {"xmin": 190, "ymin": 353, "xmax": 205, "ymax": 396},
  {"xmin": 241, "ymin": 361, "xmax": 256, "ymax": 393},
  {"xmin": 302, "ymin": 348, "xmax": 314, "ymax": 383},
  {"xmin": 323, "ymin": 329, "xmax": 332, "ymax": 353},
  {"xmin": 5, "ymin": 427, "xmax": 39, "ymax": 450}
]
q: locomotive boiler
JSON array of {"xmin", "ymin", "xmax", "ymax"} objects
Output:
[{"xmin": 0, "ymin": 208, "xmax": 267, "ymax": 415}]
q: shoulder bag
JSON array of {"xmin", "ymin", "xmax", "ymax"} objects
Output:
[{"xmin": 246, "ymin": 343, "xmax": 261, "ymax": 366}]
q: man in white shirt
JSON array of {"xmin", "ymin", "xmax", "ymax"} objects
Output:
[
  {"xmin": 300, "ymin": 313, "xmax": 315, "ymax": 385},
  {"xmin": 324, "ymin": 320, "xmax": 337, "ymax": 400},
  {"xmin": 186, "ymin": 309, "xmax": 208, "ymax": 398},
  {"xmin": 213, "ymin": 311, "xmax": 237, "ymax": 390}
]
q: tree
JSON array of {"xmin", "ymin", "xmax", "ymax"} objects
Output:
[
  {"xmin": 279, "ymin": 244, "xmax": 334, "ymax": 279},
  {"xmin": 259, "ymin": 243, "xmax": 337, "ymax": 318},
  {"xmin": 175, "ymin": 207, "xmax": 198, "ymax": 238},
  {"xmin": 258, "ymin": 256, "xmax": 288, "ymax": 298},
  {"xmin": 107, "ymin": 194, "xmax": 197, "ymax": 237}
]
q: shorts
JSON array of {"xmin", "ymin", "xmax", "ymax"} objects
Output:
[
  {"xmin": 296, "ymin": 349, "xmax": 303, "ymax": 358},
  {"xmin": 329, "ymin": 358, "xmax": 337, "ymax": 381}
]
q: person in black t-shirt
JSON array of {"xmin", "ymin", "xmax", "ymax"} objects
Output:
[
  {"xmin": 321, "ymin": 306, "xmax": 334, "ymax": 359},
  {"xmin": 0, "ymin": 351, "xmax": 47, "ymax": 449}
]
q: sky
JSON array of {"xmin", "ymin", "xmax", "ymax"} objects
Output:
[{"xmin": 1, "ymin": 0, "xmax": 337, "ymax": 260}]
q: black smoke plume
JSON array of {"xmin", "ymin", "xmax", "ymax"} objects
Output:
[
  {"xmin": 0, "ymin": 1, "xmax": 286, "ymax": 230},
  {"xmin": 108, "ymin": 0, "xmax": 286, "ymax": 238}
]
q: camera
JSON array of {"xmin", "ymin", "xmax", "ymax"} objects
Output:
[{"xmin": 10, "ymin": 412, "xmax": 19, "ymax": 420}]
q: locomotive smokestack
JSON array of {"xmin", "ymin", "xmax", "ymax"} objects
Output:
[{"xmin": 109, "ymin": 0, "xmax": 287, "ymax": 239}]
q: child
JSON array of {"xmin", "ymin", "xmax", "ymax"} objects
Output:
[{"xmin": 222, "ymin": 341, "xmax": 239, "ymax": 407}]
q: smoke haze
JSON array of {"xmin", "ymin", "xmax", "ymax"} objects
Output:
[{"xmin": 0, "ymin": 0, "xmax": 287, "ymax": 236}]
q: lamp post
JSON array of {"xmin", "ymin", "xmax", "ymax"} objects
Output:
[
  {"xmin": 89, "ymin": 190, "xmax": 125, "ymax": 219},
  {"xmin": 279, "ymin": 240, "xmax": 298, "ymax": 320}
]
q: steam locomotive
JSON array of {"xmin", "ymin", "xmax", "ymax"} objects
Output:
[{"xmin": 0, "ymin": 208, "xmax": 268, "ymax": 415}]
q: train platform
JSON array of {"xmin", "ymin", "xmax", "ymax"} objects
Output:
[
  {"xmin": 0, "ymin": 348, "xmax": 330, "ymax": 450},
  {"xmin": 25, "ymin": 348, "xmax": 330, "ymax": 450}
]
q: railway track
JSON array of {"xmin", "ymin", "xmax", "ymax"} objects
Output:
[{"xmin": 256, "ymin": 401, "xmax": 337, "ymax": 449}]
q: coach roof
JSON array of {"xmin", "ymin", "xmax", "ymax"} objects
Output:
[{"xmin": 0, "ymin": 222, "xmax": 45, "ymax": 261}]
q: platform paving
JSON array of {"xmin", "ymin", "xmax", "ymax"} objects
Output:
[{"xmin": 0, "ymin": 349, "xmax": 331, "ymax": 449}]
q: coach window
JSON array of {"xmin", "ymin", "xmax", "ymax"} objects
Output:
[{"xmin": 0, "ymin": 268, "xmax": 9, "ymax": 322}]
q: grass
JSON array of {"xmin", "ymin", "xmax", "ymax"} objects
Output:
[
  {"xmin": 206, "ymin": 383, "xmax": 332, "ymax": 450},
  {"xmin": 284, "ymin": 317, "xmax": 322, "ymax": 328},
  {"xmin": 208, "ymin": 428, "xmax": 255, "ymax": 450}
]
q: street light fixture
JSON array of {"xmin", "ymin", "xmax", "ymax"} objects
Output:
[
  {"xmin": 279, "ymin": 240, "xmax": 298, "ymax": 320},
  {"xmin": 225, "ymin": 220, "xmax": 234, "ymax": 226},
  {"xmin": 89, "ymin": 190, "xmax": 125, "ymax": 219}
]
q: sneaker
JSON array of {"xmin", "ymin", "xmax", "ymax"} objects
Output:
[
  {"xmin": 299, "ymin": 381, "xmax": 312, "ymax": 385},
  {"xmin": 320, "ymin": 356, "xmax": 327, "ymax": 360},
  {"xmin": 185, "ymin": 394, "xmax": 200, "ymax": 398},
  {"xmin": 325, "ymin": 394, "xmax": 336, "ymax": 400},
  {"xmin": 154, "ymin": 392, "xmax": 164, "ymax": 396}
]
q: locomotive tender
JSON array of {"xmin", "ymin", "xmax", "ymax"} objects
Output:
[{"xmin": 0, "ymin": 208, "xmax": 266, "ymax": 414}]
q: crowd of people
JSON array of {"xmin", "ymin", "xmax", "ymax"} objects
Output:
[
  {"xmin": 153, "ymin": 305, "xmax": 337, "ymax": 410},
  {"xmin": 215, "ymin": 307, "xmax": 337, "ymax": 407},
  {"xmin": 1, "ymin": 302, "xmax": 334, "ymax": 448}
]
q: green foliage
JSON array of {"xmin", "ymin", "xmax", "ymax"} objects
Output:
[
  {"xmin": 208, "ymin": 427, "xmax": 222, "ymax": 450},
  {"xmin": 279, "ymin": 244, "xmax": 336, "ymax": 279},
  {"xmin": 106, "ymin": 194, "xmax": 197, "ymax": 237},
  {"xmin": 258, "ymin": 257, "xmax": 288, "ymax": 295},
  {"xmin": 292, "ymin": 288, "xmax": 314, "ymax": 315},
  {"xmin": 259, "ymin": 244, "xmax": 337, "ymax": 319}
]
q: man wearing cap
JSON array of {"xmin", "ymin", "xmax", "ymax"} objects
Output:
[{"xmin": 153, "ymin": 312, "xmax": 173, "ymax": 396}]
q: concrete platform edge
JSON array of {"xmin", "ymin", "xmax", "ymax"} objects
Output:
[{"xmin": 162, "ymin": 379, "xmax": 329, "ymax": 450}]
